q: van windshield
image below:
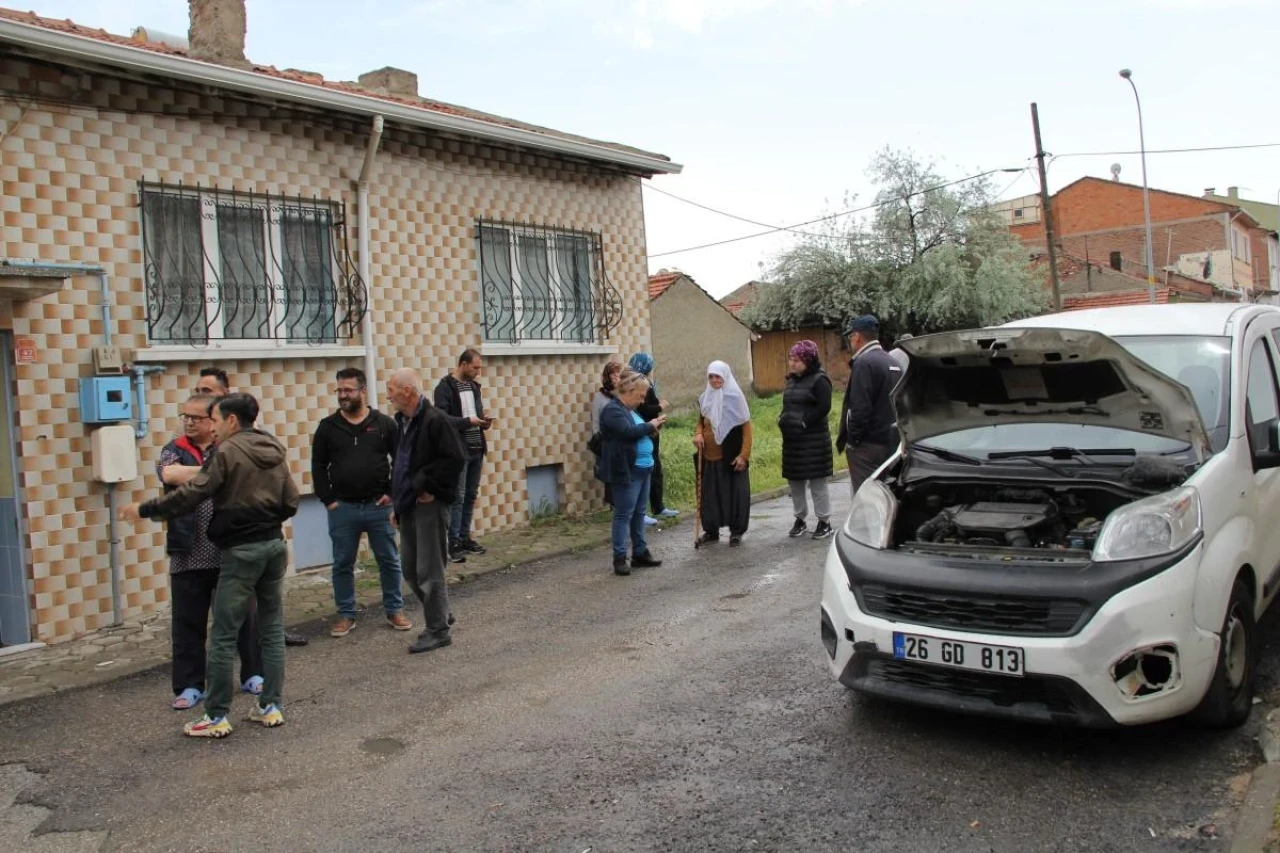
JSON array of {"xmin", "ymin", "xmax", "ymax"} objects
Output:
[{"xmin": 1113, "ymin": 335, "xmax": 1231, "ymax": 452}]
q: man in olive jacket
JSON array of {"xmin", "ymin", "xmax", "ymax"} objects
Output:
[{"xmin": 123, "ymin": 393, "xmax": 299, "ymax": 739}]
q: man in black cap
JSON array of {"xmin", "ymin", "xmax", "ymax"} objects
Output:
[{"xmin": 835, "ymin": 315, "xmax": 902, "ymax": 498}]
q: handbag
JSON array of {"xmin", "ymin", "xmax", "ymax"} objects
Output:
[{"xmin": 588, "ymin": 431, "xmax": 603, "ymax": 456}]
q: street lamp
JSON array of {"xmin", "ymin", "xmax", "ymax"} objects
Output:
[{"xmin": 1119, "ymin": 68, "xmax": 1157, "ymax": 303}]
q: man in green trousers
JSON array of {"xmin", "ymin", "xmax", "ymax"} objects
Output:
[{"xmin": 123, "ymin": 392, "xmax": 300, "ymax": 739}]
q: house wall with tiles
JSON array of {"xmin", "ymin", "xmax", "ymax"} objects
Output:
[{"xmin": 0, "ymin": 57, "xmax": 646, "ymax": 643}]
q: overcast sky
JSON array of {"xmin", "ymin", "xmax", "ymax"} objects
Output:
[{"xmin": 25, "ymin": 0, "xmax": 1280, "ymax": 297}]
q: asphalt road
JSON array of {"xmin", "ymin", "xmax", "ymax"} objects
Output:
[{"xmin": 1, "ymin": 488, "xmax": 1276, "ymax": 853}]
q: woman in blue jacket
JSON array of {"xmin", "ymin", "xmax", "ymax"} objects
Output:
[{"xmin": 596, "ymin": 370, "xmax": 667, "ymax": 575}]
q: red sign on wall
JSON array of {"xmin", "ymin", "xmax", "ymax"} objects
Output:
[{"xmin": 15, "ymin": 337, "xmax": 36, "ymax": 364}]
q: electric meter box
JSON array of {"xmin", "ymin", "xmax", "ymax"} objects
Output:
[
  {"xmin": 79, "ymin": 376, "xmax": 132, "ymax": 423},
  {"xmin": 91, "ymin": 425, "xmax": 138, "ymax": 483}
]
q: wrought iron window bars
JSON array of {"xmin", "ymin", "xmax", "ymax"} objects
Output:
[{"xmin": 139, "ymin": 180, "xmax": 367, "ymax": 345}]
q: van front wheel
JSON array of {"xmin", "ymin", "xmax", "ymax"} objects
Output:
[{"xmin": 1191, "ymin": 578, "xmax": 1257, "ymax": 728}]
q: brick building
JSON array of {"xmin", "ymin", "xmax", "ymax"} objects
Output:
[
  {"xmin": 0, "ymin": 3, "xmax": 680, "ymax": 646},
  {"xmin": 1010, "ymin": 177, "xmax": 1275, "ymax": 300}
]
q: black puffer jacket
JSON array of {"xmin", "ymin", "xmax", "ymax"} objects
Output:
[{"xmin": 779, "ymin": 365, "xmax": 834, "ymax": 481}]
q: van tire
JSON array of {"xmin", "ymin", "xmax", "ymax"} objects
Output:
[{"xmin": 1191, "ymin": 578, "xmax": 1257, "ymax": 728}]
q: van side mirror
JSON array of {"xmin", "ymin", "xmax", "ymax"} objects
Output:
[{"xmin": 1255, "ymin": 422, "xmax": 1280, "ymax": 471}]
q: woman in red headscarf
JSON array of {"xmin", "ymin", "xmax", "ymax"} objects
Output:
[{"xmin": 778, "ymin": 340, "xmax": 834, "ymax": 540}]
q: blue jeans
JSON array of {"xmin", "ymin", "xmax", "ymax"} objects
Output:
[
  {"xmin": 328, "ymin": 500, "xmax": 404, "ymax": 619},
  {"xmin": 610, "ymin": 466, "xmax": 652, "ymax": 559},
  {"xmin": 449, "ymin": 453, "xmax": 484, "ymax": 547}
]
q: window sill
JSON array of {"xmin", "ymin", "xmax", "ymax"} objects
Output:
[
  {"xmin": 133, "ymin": 344, "xmax": 367, "ymax": 363},
  {"xmin": 481, "ymin": 342, "xmax": 618, "ymax": 357}
]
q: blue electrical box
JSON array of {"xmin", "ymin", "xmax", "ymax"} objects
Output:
[{"xmin": 79, "ymin": 376, "xmax": 132, "ymax": 424}]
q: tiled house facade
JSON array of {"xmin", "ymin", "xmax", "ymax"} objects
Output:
[{"xmin": 0, "ymin": 7, "xmax": 679, "ymax": 645}]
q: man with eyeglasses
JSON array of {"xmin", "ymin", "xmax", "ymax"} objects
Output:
[
  {"xmin": 311, "ymin": 367, "xmax": 409, "ymax": 638},
  {"xmin": 194, "ymin": 366, "xmax": 310, "ymax": 647},
  {"xmin": 158, "ymin": 394, "xmax": 262, "ymax": 711}
]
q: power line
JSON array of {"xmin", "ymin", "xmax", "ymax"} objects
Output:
[
  {"xmin": 1050, "ymin": 141, "xmax": 1280, "ymax": 160},
  {"xmin": 640, "ymin": 181, "xmax": 826, "ymax": 238},
  {"xmin": 647, "ymin": 167, "xmax": 1020, "ymax": 259}
]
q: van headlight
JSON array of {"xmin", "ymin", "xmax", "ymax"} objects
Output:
[
  {"xmin": 1092, "ymin": 486, "xmax": 1201, "ymax": 562},
  {"xmin": 844, "ymin": 480, "xmax": 897, "ymax": 549}
]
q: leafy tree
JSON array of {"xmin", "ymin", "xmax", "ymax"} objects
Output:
[{"xmin": 741, "ymin": 148, "xmax": 1048, "ymax": 336}]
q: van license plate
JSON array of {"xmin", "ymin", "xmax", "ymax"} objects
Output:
[{"xmin": 892, "ymin": 632, "xmax": 1025, "ymax": 677}]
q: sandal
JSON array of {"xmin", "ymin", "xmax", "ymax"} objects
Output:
[
  {"xmin": 241, "ymin": 675, "xmax": 264, "ymax": 695},
  {"xmin": 172, "ymin": 687, "xmax": 204, "ymax": 710}
]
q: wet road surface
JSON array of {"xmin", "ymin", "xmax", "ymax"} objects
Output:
[{"xmin": 1, "ymin": 489, "xmax": 1275, "ymax": 852}]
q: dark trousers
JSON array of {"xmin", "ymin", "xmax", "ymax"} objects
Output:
[
  {"xmin": 170, "ymin": 567, "xmax": 261, "ymax": 696},
  {"xmin": 402, "ymin": 500, "xmax": 452, "ymax": 639},
  {"xmin": 846, "ymin": 443, "xmax": 894, "ymax": 498},
  {"xmin": 700, "ymin": 458, "xmax": 750, "ymax": 537},
  {"xmin": 648, "ymin": 433, "xmax": 667, "ymax": 514}
]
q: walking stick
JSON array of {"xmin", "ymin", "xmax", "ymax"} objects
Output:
[{"xmin": 694, "ymin": 440, "xmax": 704, "ymax": 549}]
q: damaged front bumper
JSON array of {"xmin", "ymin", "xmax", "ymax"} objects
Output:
[{"xmin": 820, "ymin": 533, "xmax": 1219, "ymax": 726}]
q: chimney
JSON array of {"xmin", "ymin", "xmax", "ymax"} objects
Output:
[
  {"xmin": 358, "ymin": 67, "xmax": 419, "ymax": 98},
  {"xmin": 1228, "ymin": 186, "xmax": 1240, "ymax": 200},
  {"xmin": 1204, "ymin": 187, "xmax": 1216, "ymax": 197},
  {"xmin": 188, "ymin": 0, "xmax": 247, "ymax": 66}
]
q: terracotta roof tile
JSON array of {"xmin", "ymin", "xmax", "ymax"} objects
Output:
[
  {"xmin": 647, "ymin": 271, "xmax": 682, "ymax": 300},
  {"xmin": 0, "ymin": 6, "xmax": 671, "ymax": 166}
]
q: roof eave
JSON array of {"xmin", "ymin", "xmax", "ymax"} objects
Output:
[{"xmin": 0, "ymin": 17, "xmax": 683, "ymax": 177}]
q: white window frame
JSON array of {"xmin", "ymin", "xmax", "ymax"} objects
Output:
[{"xmin": 140, "ymin": 187, "xmax": 351, "ymax": 355}]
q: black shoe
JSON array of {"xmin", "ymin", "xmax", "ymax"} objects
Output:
[
  {"xmin": 613, "ymin": 556, "xmax": 631, "ymax": 576},
  {"xmin": 284, "ymin": 631, "xmax": 309, "ymax": 647},
  {"xmin": 462, "ymin": 538, "xmax": 486, "ymax": 555},
  {"xmin": 409, "ymin": 634, "xmax": 452, "ymax": 654},
  {"xmin": 631, "ymin": 551, "xmax": 663, "ymax": 568},
  {"xmin": 788, "ymin": 519, "xmax": 808, "ymax": 538},
  {"xmin": 811, "ymin": 521, "xmax": 835, "ymax": 540},
  {"xmin": 447, "ymin": 612, "xmax": 457, "ymax": 627},
  {"xmin": 729, "ymin": 535, "xmax": 743, "ymax": 547},
  {"xmin": 448, "ymin": 547, "xmax": 467, "ymax": 564},
  {"xmin": 697, "ymin": 532, "xmax": 720, "ymax": 546}
]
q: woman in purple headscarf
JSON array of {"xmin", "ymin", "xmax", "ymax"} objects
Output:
[{"xmin": 779, "ymin": 340, "xmax": 834, "ymax": 539}]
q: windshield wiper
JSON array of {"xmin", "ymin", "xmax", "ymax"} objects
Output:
[
  {"xmin": 912, "ymin": 444, "xmax": 983, "ymax": 465},
  {"xmin": 988, "ymin": 446, "xmax": 1137, "ymax": 463}
]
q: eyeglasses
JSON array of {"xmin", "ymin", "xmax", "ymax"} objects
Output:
[
  {"xmin": 336, "ymin": 387, "xmax": 364, "ymax": 396},
  {"xmin": 179, "ymin": 414, "xmax": 211, "ymax": 423}
]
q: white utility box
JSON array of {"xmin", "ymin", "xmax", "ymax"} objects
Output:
[{"xmin": 91, "ymin": 424, "xmax": 138, "ymax": 483}]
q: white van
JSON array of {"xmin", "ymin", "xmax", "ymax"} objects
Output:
[{"xmin": 820, "ymin": 303, "xmax": 1280, "ymax": 726}]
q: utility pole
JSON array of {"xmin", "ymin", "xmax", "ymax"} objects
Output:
[{"xmin": 1031, "ymin": 103, "xmax": 1062, "ymax": 310}]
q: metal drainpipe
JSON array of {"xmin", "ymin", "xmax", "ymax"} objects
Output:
[{"xmin": 358, "ymin": 115, "xmax": 384, "ymax": 405}]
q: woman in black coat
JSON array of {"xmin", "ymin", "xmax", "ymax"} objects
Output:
[{"xmin": 778, "ymin": 340, "xmax": 834, "ymax": 540}]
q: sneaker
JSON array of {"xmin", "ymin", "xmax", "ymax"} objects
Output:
[
  {"xmin": 386, "ymin": 613, "xmax": 413, "ymax": 631},
  {"xmin": 644, "ymin": 515, "xmax": 658, "ymax": 526},
  {"xmin": 462, "ymin": 538, "xmax": 487, "ymax": 555},
  {"xmin": 247, "ymin": 702, "xmax": 285, "ymax": 728},
  {"xmin": 448, "ymin": 548, "xmax": 467, "ymax": 564},
  {"xmin": 409, "ymin": 634, "xmax": 453, "ymax": 654},
  {"xmin": 812, "ymin": 521, "xmax": 835, "ymax": 540},
  {"xmin": 658, "ymin": 508, "xmax": 680, "ymax": 518},
  {"xmin": 788, "ymin": 519, "xmax": 808, "ymax": 538},
  {"xmin": 613, "ymin": 556, "xmax": 631, "ymax": 576},
  {"xmin": 631, "ymin": 551, "xmax": 663, "ymax": 568},
  {"xmin": 184, "ymin": 714, "xmax": 232, "ymax": 739},
  {"xmin": 330, "ymin": 617, "xmax": 356, "ymax": 638}
]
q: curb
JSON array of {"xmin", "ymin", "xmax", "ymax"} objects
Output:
[{"xmin": 1232, "ymin": 708, "xmax": 1280, "ymax": 852}]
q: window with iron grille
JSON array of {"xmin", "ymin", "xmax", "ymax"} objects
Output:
[
  {"xmin": 139, "ymin": 181, "xmax": 366, "ymax": 345},
  {"xmin": 476, "ymin": 220, "xmax": 622, "ymax": 344}
]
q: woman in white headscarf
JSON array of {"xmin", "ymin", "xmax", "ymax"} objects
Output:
[{"xmin": 693, "ymin": 360, "xmax": 753, "ymax": 545}]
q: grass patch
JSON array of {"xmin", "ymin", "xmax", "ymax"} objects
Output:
[{"xmin": 658, "ymin": 391, "xmax": 847, "ymax": 510}]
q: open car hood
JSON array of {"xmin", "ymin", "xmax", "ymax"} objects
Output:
[{"xmin": 895, "ymin": 327, "xmax": 1212, "ymax": 459}]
